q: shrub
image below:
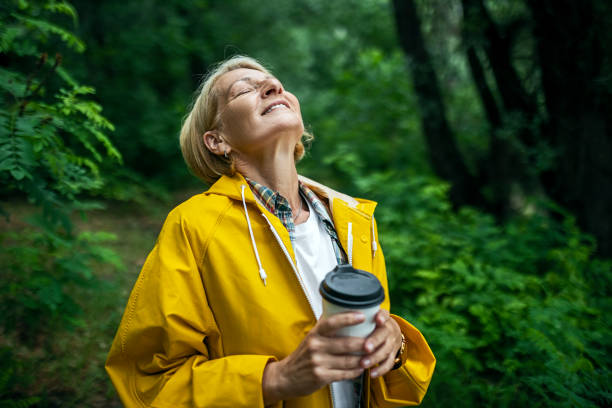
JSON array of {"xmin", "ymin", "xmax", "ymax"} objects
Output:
[
  {"xmin": 357, "ymin": 172, "xmax": 611, "ymax": 407},
  {"xmin": 0, "ymin": 0, "xmax": 123, "ymax": 336}
]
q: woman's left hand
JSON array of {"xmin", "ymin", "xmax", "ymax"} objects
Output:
[{"xmin": 360, "ymin": 309, "xmax": 402, "ymax": 378}]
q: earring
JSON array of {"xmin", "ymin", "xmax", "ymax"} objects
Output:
[{"xmin": 224, "ymin": 150, "xmax": 229, "ymax": 159}]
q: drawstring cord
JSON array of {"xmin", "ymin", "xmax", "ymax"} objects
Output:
[
  {"xmin": 240, "ymin": 184, "xmax": 375, "ymax": 284},
  {"xmin": 241, "ymin": 185, "xmax": 267, "ymax": 286},
  {"xmin": 371, "ymin": 217, "xmax": 378, "ymax": 257},
  {"xmin": 346, "ymin": 218, "xmax": 377, "ymax": 264},
  {"xmin": 347, "ymin": 222, "xmax": 353, "ymax": 265}
]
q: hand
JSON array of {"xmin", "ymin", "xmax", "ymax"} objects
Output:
[
  {"xmin": 359, "ymin": 309, "xmax": 402, "ymax": 378},
  {"xmin": 262, "ymin": 312, "xmax": 366, "ymax": 405}
]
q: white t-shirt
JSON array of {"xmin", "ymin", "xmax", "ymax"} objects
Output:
[{"xmin": 294, "ymin": 200, "xmax": 357, "ymax": 407}]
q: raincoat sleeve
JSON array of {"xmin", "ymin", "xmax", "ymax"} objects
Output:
[
  {"xmin": 105, "ymin": 208, "xmax": 278, "ymax": 408},
  {"xmin": 369, "ymin": 218, "xmax": 436, "ymax": 407}
]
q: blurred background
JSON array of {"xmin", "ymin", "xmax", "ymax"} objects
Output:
[{"xmin": 1, "ymin": 0, "xmax": 610, "ymax": 406}]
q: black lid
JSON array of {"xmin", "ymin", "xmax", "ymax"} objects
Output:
[{"xmin": 319, "ymin": 264, "xmax": 385, "ymax": 308}]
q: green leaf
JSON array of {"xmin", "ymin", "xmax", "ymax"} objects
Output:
[
  {"xmin": 12, "ymin": 13, "xmax": 86, "ymax": 52},
  {"xmin": 0, "ymin": 67, "xmax": 28, "ymax": 98},
  {"xmin": 9, "ymin": 168, "xmax": 28, "ymax": 180},
  {"xmin": 44, "ymin": 0, "xmax": 78, "ymax": 25}
]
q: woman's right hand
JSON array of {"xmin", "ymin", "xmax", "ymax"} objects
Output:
[{"xmin": 262, "ymin": 312, "xmax": 367, "ymax": 405}]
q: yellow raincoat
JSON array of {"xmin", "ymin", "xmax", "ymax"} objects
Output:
[{"xmin": 106, "ymin": 173, "xmax": 435, "ymax": 407}]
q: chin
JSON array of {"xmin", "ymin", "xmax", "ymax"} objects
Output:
[{"xmin": 267, "ymin": 118, "xmax": 304, "ymax": 136}]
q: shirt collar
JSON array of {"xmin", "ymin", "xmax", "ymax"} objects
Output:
[{"xmin": 245, "ymin": 176, "xmax": 346, "ymax": 263}]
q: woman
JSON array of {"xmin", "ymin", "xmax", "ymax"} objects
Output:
[{"xmin": 106, "ymin": 56, "xmax": 435, "ymax": 407}]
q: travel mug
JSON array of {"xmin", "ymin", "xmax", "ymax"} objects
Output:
[{"xmin": 319, "ymin": 264, "xmax": 385, "ymax": 338}]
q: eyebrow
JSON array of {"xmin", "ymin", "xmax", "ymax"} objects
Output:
[{"xmin": 225, "ymin": 75, "xmax": 273, "ymax": 98}]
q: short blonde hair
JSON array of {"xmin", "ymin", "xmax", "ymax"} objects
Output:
[{"xmin": 180, "ymin": 55, "xmax": 312, "ymax": 185}]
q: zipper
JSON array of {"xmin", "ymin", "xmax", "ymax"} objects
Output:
[{"xmin": 260, "ymin": 212, "xmax": 337, "ymax": 408}]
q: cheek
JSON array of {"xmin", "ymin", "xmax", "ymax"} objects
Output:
[
  {"xmin": 291, "ymin": 98, "xmax": 304, "ymax": 124},
  {"xmin": 290, "ymin": 95, "xmax": 302, "ymax": 115},
  {"xmin": 221, "ymin": 106, "xmax": 252, "ymax": 135}
]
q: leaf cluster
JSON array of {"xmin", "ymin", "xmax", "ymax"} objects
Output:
[
  {"xmin": 356, "ymin": 172, "xmax": 611, "ymax": 407},
  {"xmin": 0, "ymin": 0, "xmax": 123, "ymax": 347},
  {"xmin": 1, "ymin": 1, "xmax": 121, "ymax": 221},
  {"xmin": 0, "ymin": 216, "xmax": 123, "ymax": 340},
  {"xmin": 0, "ymin": 347, "xmax": 40, "ymax": 408}
]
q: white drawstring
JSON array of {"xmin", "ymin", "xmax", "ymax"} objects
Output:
[
  {"xmin": 241, "ymin": 185, "xmax": 267, "ymax": 286},
  {"xmin": 347, "ymin": 222, "xmax": 353, "ymax": 265},
  {"xmin": 371, "ymin": 217, "xmax": 378, "ymax": 258}
]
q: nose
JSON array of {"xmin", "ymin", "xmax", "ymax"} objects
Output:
[{"xmin": 261, "ymin": 77, "xmax": 283, "ymax": 98}]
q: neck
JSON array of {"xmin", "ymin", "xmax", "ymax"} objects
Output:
[{"xmin": 234, "ymin": 143, "xmax": 301, "ymax": 212}]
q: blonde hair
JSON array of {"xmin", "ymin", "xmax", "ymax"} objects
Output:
[{"xmin": 180, "ymin": 55, "xmax": 312, "ymax": 185}]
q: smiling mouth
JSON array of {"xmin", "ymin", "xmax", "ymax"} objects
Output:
[{"xmin": 262, "ymin": 103, "xmax": 289, "ymax": 115}]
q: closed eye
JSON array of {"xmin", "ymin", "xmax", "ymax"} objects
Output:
[
  {"xmin": 236, "ymin": 87, "xmax": 254, "ymax": 96},
  {"xmin": 226, "ymin": 75, "xmax": 272, "ymax": 100},
  {"xmin": 232, "ymin": 83, "xmax": 259, "ymax": 99}
]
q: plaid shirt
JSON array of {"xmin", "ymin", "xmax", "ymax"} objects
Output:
[{"xmin": 246, "ymin": 178, "xmax": 347, "ymax": 265}]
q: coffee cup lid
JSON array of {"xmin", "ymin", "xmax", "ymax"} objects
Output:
[{"xmin": 319, "ymin": 264, "xmax": 385, "ymax": 308}]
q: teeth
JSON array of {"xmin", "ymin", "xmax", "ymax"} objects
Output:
[{"xmin": 264, "ymin": 104, "xmax": 287, "ymax": 114}]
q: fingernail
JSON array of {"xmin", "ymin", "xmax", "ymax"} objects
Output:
[
  {"xmin": 370, "ymin": 370, "xmax": 378, "ymax": 378},
  {"xmin": 365, "ymin": 342, "xmax": 373, "ymax": 352},
  {"xmin": 354, "ymin": 312, "xmax": 365, "ymax": 321},
  {"xmin": 362, "ymin": 359, "xmax": 371, "ymax": 368}
]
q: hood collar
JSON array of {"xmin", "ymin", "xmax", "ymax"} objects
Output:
[
  {"xmin": 205, "ymin": 173, "xmax": 256, "ymax": 203},
  {"xmin": 205, "ymin": 173, "xmax": 375, "ymax": 216}
]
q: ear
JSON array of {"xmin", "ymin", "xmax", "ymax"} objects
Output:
[{"xmin": 203, "ymin": 130, "xmax": 229, "ymax": 156}]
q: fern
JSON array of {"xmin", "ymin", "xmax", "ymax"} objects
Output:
[
  {"xmin": 0, "ymin": 7, "xmax": 124, "ymax": 402},
  {"xmin": 0, "ymin": 26, "xmax": 23, "ymax": 54},
  {"xmin": 0, "ymin": 396, "xmax": 41, "ymax": 408},
  {"xmin": 44, "ymin": 0, "xmax": 78, "ymax": 24},
  {"xmin": 10, "ymin": 14, "xmax": 85, "ymax": 52},
  {"xmin": 0, "ymin": 348, "xmax": 40, "ymax": 408},
  {"xmin": 0, "ymin": 68, "xmax": 28, "ymax": 98},
  {"xmin": 355, "ymin": 173, "xmax": 612, "ymax": 407}
]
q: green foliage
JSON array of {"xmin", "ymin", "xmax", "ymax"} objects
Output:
[
  {"xmin": 0, "ymin": 217, "xmax": 123, "ymax": 337},
  {"xmin": 353, "ymin": 172, "xmax": 611, "ymax": 407},
  {"xmin": 0, "ymin": 348, "xmax": 40, "ymax": 408},
  {"xmin": 0, "ymin": 0, "xmax": 123, "ymax": 351},
  {"xmin": 300, "ymin": 49, "xmax": 427, "ymax": 182},
  {"xmin": 0, "ymin": 3, "xmax": 125, "ymax": 404},
  {"xmin": 1, "ymin": 0, "xmax": 122, "ymax": 224},
  {"xmin": 0, "ymin": 0, "xmax": 609, "ymax": 406}
]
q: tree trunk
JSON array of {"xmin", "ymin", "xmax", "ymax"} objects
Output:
[
  {"xmin": 528, "ymin": 0, "xmax": 612, "ymax": 257},
  {"xmin": 465, "ymin": 46, "xmax": 514, "ymax": 216},
  {"xmin": 391, "ymin": 0, "xmax": 484, "ymax": 208},
  {"xmin": 463, "ymin": 0, "xmax": 537, "ymax": 120},
  {"xmin": 461, "ymin": 0, "xmax": 541, "ymax": 211}
]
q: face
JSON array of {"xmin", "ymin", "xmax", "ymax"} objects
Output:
[{"xmin": 212, "ymin": 68, "xmax": 304, "ymax": 156}]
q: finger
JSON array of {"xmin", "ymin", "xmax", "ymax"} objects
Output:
[
  {"xmin": 324, "ymin": 336, "xmax": 366, "ymax": 355},
  {"xmin": 365, "ymin": 314, "xmax": 401, "ymax": 354},
  {"xmin": 374, "ymin": 308, "xmax": 390, "ymax": 326},
  {"xmin": 321, "ymin": 353, "xmax": 363, "ymax": 370},
  {"xmin": 304, "ymin": 333, "xmax": 364, "ymax": 356},
  {"xmin": 314, "ymin": 367, "xmax": 365, "ymax": 384},
  {"xmin": 370, "ymin": 349, "xmax": 396, "ymax": 378},
  {"xmin": 362, "ymin": 319, "xmax": 401, "ymax": 367},
  {"xmin": 316, "ymin": 312, "xmax": 365, "ymax": 336},
  {"xmin": 360, "ymin": 337, "xmax": 393, "ymax": 369},
  {"xmin": 362, "ymin": 324, "xmax": 390, "ymax": 354}
]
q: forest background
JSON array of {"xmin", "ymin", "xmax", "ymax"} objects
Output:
[{"xmin": 1, "ymin": 0, "xmax": 610, "ymax": 407}]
